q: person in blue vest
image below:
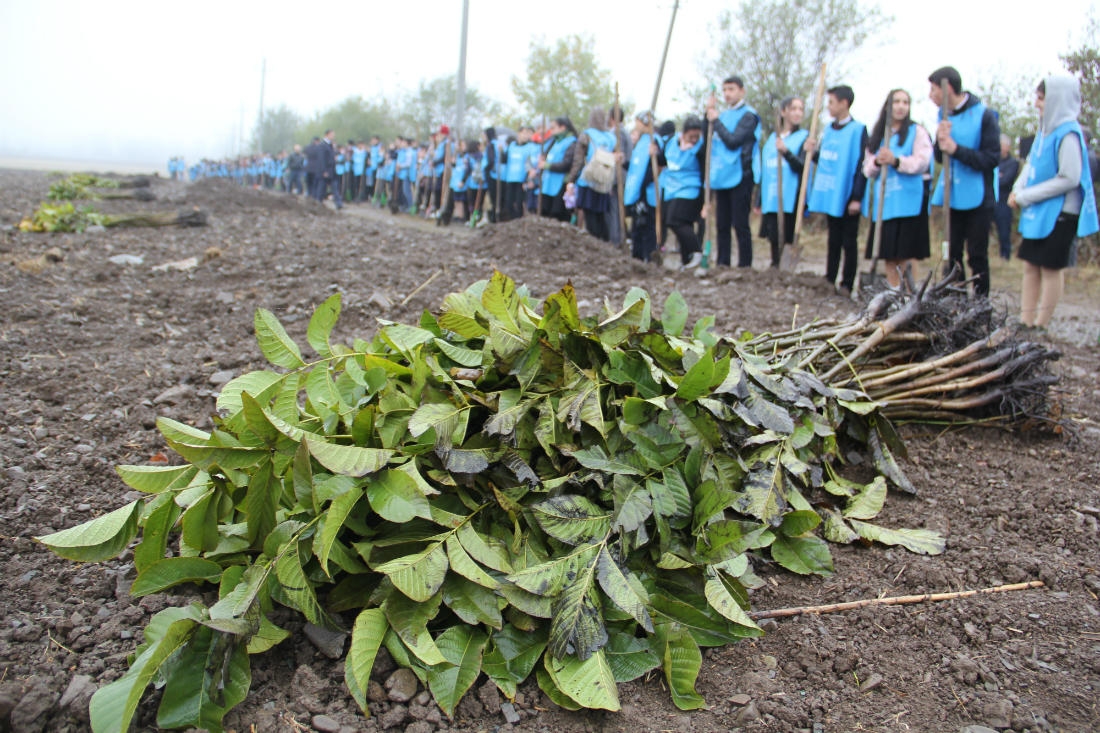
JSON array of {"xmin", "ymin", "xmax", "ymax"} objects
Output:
[
  {"xmin": 706, "ymin": 75, "xmax": 762, "ymax": 267},
  {"xmin": 759, "ymin": 96, "xmax": 808, "ymax": 268},
  {"xmin": 430, "ymin": 126, "xmax": 451, "ymax": 215},
  {"xmin": 623, "ymin": 110, "xmax": 660, "ymax": 262},
  {"xmin": 1010, "ymin": 75, "xmax": 1098, "ymax": 328},
  {"xmin": 351, "ymin": 141, "xmax": 368, "ymax": 202},
  {"xmin": 993, "ymin": 135, "xmax": 1021, "ymax": 260},
  {"xmin": 861, "ymin": 89, "xmax": 933, "ymax": 288},
  {"xmin": 928, "ymin": 66, "xmax": 1001, "ymax": 298},
  {"xmin": 805, "ymin": 85, "xmax": 868, "ymax": 295},
  {"xmin": 367, "ymin": 136, "xmax": 383, "ymax": 202},
  {"xmin": 656, "ymin": 115, "xmax": 707, "ymax": 269},
  {"xmin": 377, "ymin": 145, "xmax": 396, "ymax": 207},
  {"xmin": 537, "ymin": 117, "xmax": 578, "ymax": 222},
  {"xmin": 565, "ymin": 108, "xmax": 619, "ymax": 241},
  {"xmin": 440, "ymin": 140, "xmax": 476, "ymax": 226},
  {"xmin": 502, "ymin": 127, "xmax": 536, "ymax": 221}
]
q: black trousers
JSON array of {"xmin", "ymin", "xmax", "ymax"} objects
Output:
[
  {"xmin": 825, "ymin": 212, "xmax": 860, "ymax": 290},
  {"xmin": 761, "ymin": 211, "xmax": 796, "ymax": 268},
  {"xmin": 665, "ymin": 197, "xmax": 702, "ymax": 264},
  {"xmin": 714, "ymin": 177, "xmax": 755, "ymax": 267},
  {"xmin": 630, "ymin": 202, "xmax": 658, "ymax": 262},
  {"xmin": 945, "ymin": 206, "xmax": 992, "ymax": 296},
  {"xmin": 539, "ymin": 191, "xmax": 570, "ymax": 222},
  {"xmin": 503, "ymin": 182, "xmax": 525, "ymax": 221}
]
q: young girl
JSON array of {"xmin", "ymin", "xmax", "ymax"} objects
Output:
[
  {"xmin": 759, "ymin": 96, "xmax": 808, "ymax": 268},
  {"xmin": 862, "ymin": 88, "xmax": 933, "ymax": 287},
  {"xmin": 1010, "ymin": 75, "xmax": 1099, "ymax": 328}
]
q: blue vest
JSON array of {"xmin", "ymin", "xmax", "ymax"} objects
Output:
[
  {"xmin": 760, "ymin": 129, "xmax": 808, "ymax": 214},
  {"xmin": 624, "ymin": 133, "xmax": 657, "ymax": 207},
  {"xmin": 663, "ymin": 135, "xmax": 704, "ymax": 201},
  {"xmin": 541, "ymin": 135, "xmax": 576, "ymax": 196},
  {"xmin": 1019, "ymin": 121, "xmax": 1099, "ymax": 239},
  {"xmin": 450, "ymin": 155, "xmax": 468, "ymax": 192},
  {"xmin": 577, "ymin": 128, "xmax": 617, "ymax": 189},
  {"xmin": 504, "ymin": 141, "xmax": 530, "ymax": 183},
  {"xmin": 808, "ymin": 120, "xmax": 865, "ymax": 217},
  {"xmin": 369, "ymin": 145, "xmax": 383, "ymax": 172},
  {"xmin": 931, "ymin": 102, "xmax": 988, "ymax": 210},
  {"xmin": 352, "ymin": 148, "xmax": 367, "ymax": 175},
  {"xmin": 863, "ymin": 124, "xmax": 926, "ymax": 221},
  {"xmin": 433, "ymin": 142, "xmax": 448, "ymax": 177},
  {"xmin": 710, "ymin": 104, "xmax": 761, "ymax": 189},
  {"xmin": 379, "ymin": 159, "xmax": 395, "ymax": 181}
]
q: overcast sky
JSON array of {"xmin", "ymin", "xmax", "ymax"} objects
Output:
[{"xmin": 0, "ymin": 0, "xmax": 1092, "ymax": 171}]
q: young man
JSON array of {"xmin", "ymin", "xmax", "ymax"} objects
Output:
[
  {"xmin": 706, "ymin": 75, "xmax": 762, "ymax": 267},
  {"xmin": 806, "ymin": 85, "xmax": 867, "ymax": 294},
  {"xmin": 929, "ymin": 66, "xmax": 1001, "ymax": 297}
]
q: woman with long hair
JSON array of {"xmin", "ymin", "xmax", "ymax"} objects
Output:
[
  {"xmin": 759, "ymin": 96, "xmax": 808, "ymax": 268},
  {"xmin": 1010, "ymin": 76, "xmax": 1099, "ymax": 328},
  {"xmin": 861, "ymin": 88, "xmax": 932, "ymax": 287}
]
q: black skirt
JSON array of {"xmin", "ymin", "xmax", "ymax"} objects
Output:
[
  {"xmin": 1018, "ymin": 213, "xmax": 1079, "ymax": 269},
  {"xmin": 865, "ymin": 185, "xmax": 930, "ymax": 260},
  {"xmin": 576, "ymin": 185, "xmax": 612, "ymax": 214}
]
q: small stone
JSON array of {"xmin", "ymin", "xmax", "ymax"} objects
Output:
[
  {"xmin": 378, "ymin": 703, "xmax": 408, "ymax": 729},
  {"xmin": 59, "ymin": 674, "xmax": 96, "ymax": 709},
  {"xmin": 108, "ymin": 254, "xmax": 144, "ymax": 266},
  {"xmin": 761, "ymin": 655, "xmax": 778, "ymax": 670},
  {"xmin": 477, "ymin": 679, "xmax": 501, "ymax": 711},
  {"xmin": 982, "ymin": 698, "xmax": 1013, "ymax": 729},
  {"xmin": 859, "ymin": 673, "xmax": 884, "ymax": 692},
  {"xmin": 75, "ymin": 503, "xmax": 92, "ymax": 512},
  {"xmin": 959, "ymin": 726, "xmax": 998, "ymax": 733},
  {"xmin": 367, "ymin": 680, "xmax": 388, "ymax": 703},
  {"xmin": 215, "ymin": 291, "xmax": 236, "ymax": 304},
  {"xmin": 501, "ymin": 702, "xmax": 521, "ymax": 724},
  {"xmin": 303, "ymin": 622, "xmax": 347, "ymax": 659},
  {"xmin": 311, "ymin": 714, "xmax": 341, "ymax": 732},
  {"xmin": 369, "ymin": 291, "xmax": 394, "ymax": 310},
  {"xmin": 153, "ymin": 384, "xmax": 194, "ymax": 406},
  {"xmin": 386, "ymin": 668, "xmax": 419, "ymax": 702},
  {"xmin": 404, "ymin": 722, "xmax": 433, "ymax": 733},
  {"xmin": 729, "ymin": 693, "xmax": 751, "ymax": 706},
  {"xmin": 759, "ymin": 618, "xmax": 779, "ymax": 632},
  {"xmin": 209, "ymin": 369, "xmax": 236, "ymax": 386},
  {"xmin": 74, "ymin": 443, "xmax": 94, "ymax": 454},
  {"xmin": 11, "ymin": 679, "xmax": 59, "ymax": 731}
]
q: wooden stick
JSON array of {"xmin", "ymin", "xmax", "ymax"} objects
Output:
[
  {"xmin": 401, "ymin": 269, "xmax": 443, "ymax": 306},
  {"xmin": 784, "ymin": 63, "xmax": 827, "ymax": 271},
  {"xmin": 701, "ymin": 85, "xmax": 717, "ymax": 270},
  {"xmin": 853, "ymin": 167, "xmax": 888, "ymax": 299},
  {"xmin": 751, "ymin": 581, "xmax": 1044, "ymax": 620},
  {"xmin": 939, "ymin": 78, "xmax": 953, "ymax": 267},
  {"xmin": 613, "ymin": 83, "xmax": 628, "ymax": 253},
  {"xmin": 775, "ymin": 111, "xmax": 786, "ymax": 262},
  {"xmin": 649, "ymin": 122, "xmax": 664, "ymax": 251}
]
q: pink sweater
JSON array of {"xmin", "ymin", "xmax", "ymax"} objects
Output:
[{"xmin": 863, "ymin": 124, "xmax": 933, "ymax": 178}]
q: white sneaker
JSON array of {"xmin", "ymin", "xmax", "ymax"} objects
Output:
[{"xmin": 682, "ymin": 252, "xmax": 703, "ymax": 270}]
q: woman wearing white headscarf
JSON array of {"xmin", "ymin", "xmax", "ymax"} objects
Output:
[{"xmin": 1009, "ymin": 75, "xmax": 1099, "ymax": 328}]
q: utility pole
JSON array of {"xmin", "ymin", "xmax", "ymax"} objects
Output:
[
  {"xmin": 257, "ymin": 58, "xmax": 266, "ymax": 154},
  {"xmin": 651, "ymin": 0, "xmax": 679, "ymax": 112},
  {"xmin": 456, "ymin": 0, "xmax": 469, "ymax": 138}
]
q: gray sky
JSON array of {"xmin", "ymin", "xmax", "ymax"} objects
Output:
[{"xmin": 0, "ymin": 0, "xmax": 1092, "ymax": 171}]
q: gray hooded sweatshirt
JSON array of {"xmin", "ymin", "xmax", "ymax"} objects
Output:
[{"xmin": 1012, "ymin": 74, "xmax": 1084, "ymax": 213}]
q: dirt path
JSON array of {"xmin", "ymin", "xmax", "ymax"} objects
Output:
[{"xmin": 1, "ymin": 172, "xmax": 1098, "ymax": 732}]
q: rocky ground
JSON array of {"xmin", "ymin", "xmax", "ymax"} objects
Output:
[{"xmin": 1, "ymin": 170, "xmax": 1098, "ymax": 732}]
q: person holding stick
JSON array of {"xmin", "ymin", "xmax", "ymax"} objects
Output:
[
  {"xmin": 1010, "ymin": 75, "xmax": 1098, "ymax": 329},
  {"xmin": 861, "ymin": 89, "xmax": 933, "ymax": 288},
  {"xmin": 537, "ymin": 117, "xmax": 578, "ymax": 223},
  {"xmin": 623, "ymin": 111, "xmax": 659, "ymax": 262},
  {"xmin": 655, "ymin": 115, "xmax": 707, "ymax": 269},
  {"xmin": 706, "ymin": 75, "xmax": 762, "ymax": 268},
  {"xmin": 806, "ymin": 85, "xmax": 867, "ymax": 295},
  {"xmin": 928, "ymin": 66, "xmax": 1001, "ymax": 298},
  {"xmin": 502, "ymin": 127, "xmax": 536, "ymax": 221},
  {"xmin": 759, "ymin": 96, "xmax": 808, "ymax": 269}
]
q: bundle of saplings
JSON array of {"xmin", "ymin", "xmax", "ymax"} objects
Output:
[
  {"xmin": 19, "ymin": 201, "xmax": 205, "ymax": 232},
  {"xmin": 38, "ymin": 272, "xmax": 1055, "ymax": 732}
]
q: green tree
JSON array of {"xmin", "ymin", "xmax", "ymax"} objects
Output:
[
  {"xmin": 511, "ymin": 34, "xmax": 613, "ymax": 123},
  {"xmin": 300, "ymin": 96, "xmax": 402, "ymax": 146},
  {"xmin": 1061, "ymin": 9, "xmax": 1100, "ymax": 150},
  {"xmin": 395, "ymin": 76, "xmax": 503, "ymax": 141},
  {"xmin": 973, "ymin": 73, "xmax": 1039, "ymax": 145},
  {"xmin": 692, "ymin": 0, "xmax": 889, "ymax": 134},
  {"xmin": 251, "ymin": 104, "xmax": 304, "ymax": 154}
]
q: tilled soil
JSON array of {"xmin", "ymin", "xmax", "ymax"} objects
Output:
[{"xmin": 1, "ymin": 171, "xmax": 1099, "ymax": 733}]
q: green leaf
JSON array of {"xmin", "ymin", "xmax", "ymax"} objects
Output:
[
  {"xmin": 605, "ymin": 633, "xmax": 659, "ymax": 682},
  {"xmin": 548, "ymin": 550, "xmax": 605, "ymax": 660},
  {"xmin": 848, "ymin": 520, "xmax": 946, "ymax": 555},
  {"xmin": 596, "ymin": 548, "xmax": 653, "ymax": 632},
  {"xmin": 484, "ymin": 626, "xmax": 547, "ymax": 699},
  {"xmin": 36, "ymin": 500, "xmax": 141, "ymax": 562},
  {"xmin": 779, "ymin": 509, "xmax": 822, "ymax": 537},
  {"xmin": 771, "ymin": 535, "xmax": 834, "ymax": 576},
  {"xmin": 434, "ymin": 338, "xmax": 483, "ymax": 367},
  {"xmin": 662, "ymin": 291, "xmax": 689, "ymax": 337},
  {"xmin": 366, "ymin": 468, "xmax": 431, "ymax": 523},
  {"xmin": 843, "ymin": 476, "xmax": 888, "ymax": 520},
  {"xmin": 675, "ymin": 350, "xmax": 715, "ymax": 401},
  {"xmin": 215, "ymin": 370, "xmax": 284, "ymax": 415},
  {"xmin": 307, "ymin": 292, "xmax": 341, "ymax": 358},
  {"xmin": 131, "ymin": 558, "xmax": 223, "ymax": 597},
  {"xmin": 116, "ymin": 464, "xmax": 195, "ymax": 494},
  {"xmin": 532, "ymin": 495, "xmax": 611, "ymax": 546},
  {"xmin": 456, "ymin": 523, "xmax": 513, "ymax": 573},
  {"xmin": 275, "ymin": 543, "xmax": 332, "ymax": 626},
  {"xmin": 134, "ymin": 494, "xmax": 181, "ymax": 572},
  {"xmin": 346, "ymin": 608, "xmax": 388, "ymax": 715},
  {"xmin": 738, "ymin": 462, "xmax": 786, "ymax": 524},
  {"xmin": 445, "ymin": 536, "xmax": 500, "ymax": 589},
  {"xmin": 89, "ymin": 607, "xmax": 200, "ymax": 733},
  {"xmin": 408, "ymin": 401, "xmax": 469, "ymax": 440},
  {"xmin": 704, "ymin": 574, "xmax": 763, "ymax": 632},
  {"xmin": 653, "ymin": 623, "xmax": 705, "ymax": 710},
  {"xmin": 245, "ymin": 616, "xmax": 290, "ymax": 654},
  {"xmin": 373, "ymin": 542, "xmax": 448, "ymax": 602},
  {"xmin": 545, "ymin": 649, "xmax": 620, "ymax": 711},
  {"xmin": 254, "ymin": 308, "xmax": 306, "ymax": 369},
  {"xmin": 304, "ymin": 433, "xmax": 393, "ymax": 477},
  {"xmin": 317, "ymin": 486, "xmax": 364, "ymax": 575},
  {"xmin": 536, "ymin": 667, "xmax": 581, "ymax": 711},
  {"xmin": 556, "ymin": 375, "xmax": 606, "ymax": 437},
  {"xmin": 383, "ymin": 591, "xmax": 447, "ymax": 666},
  {"xmin": 442, "ymin": 575, "xmax": 504, "ymax": 629},
  {"xmin": 154, "ymin": 627, "xmax": 250, "ymax": 730},
  {"xmin": 823, "ymin": 510, "xmax": 860, "ymax": 544},
  {"xmin": 868, "ymin": 426, "xmax": 915, "ymax": 494},
  {"xmin": 427, "ymin": 626, "xmax": 489, "ymax": 718}
]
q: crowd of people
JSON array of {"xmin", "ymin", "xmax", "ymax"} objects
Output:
[{"xmin": 170, "ymin": 65, "xmax": 1097, "ymax": 327}]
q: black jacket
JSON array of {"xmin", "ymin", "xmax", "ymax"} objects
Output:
[{"xmin": 304, "ymin": 143, "xmax": 324, "ymax": 175}]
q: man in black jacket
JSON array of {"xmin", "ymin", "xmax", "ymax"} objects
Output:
[
  {"xmin": 929, "ymin": 66, "xmax": 1001, "ymax": 297},
  {"xmin": 993, "ymin": 134, "xmax": 1020, "ymax": 260},
  {"xmin": 287, "ymin": 144, "xmax": 306, "ymax": 195},
  {"xmin": 304, "ymin": 137, "xmax": 323, "ymax": 200},
  {"xmin": 705, "ymin": 76, "xmax": 760, "ymax": 267}
]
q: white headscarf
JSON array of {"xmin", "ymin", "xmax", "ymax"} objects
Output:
[{"xmin": 1040, "ymin": 74, "xmax": 1082, "ymax": 136}]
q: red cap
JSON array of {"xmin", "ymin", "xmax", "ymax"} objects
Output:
[{"xmin": 438, "ymin": 125, "xmax": 450, "ymax": 136}]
